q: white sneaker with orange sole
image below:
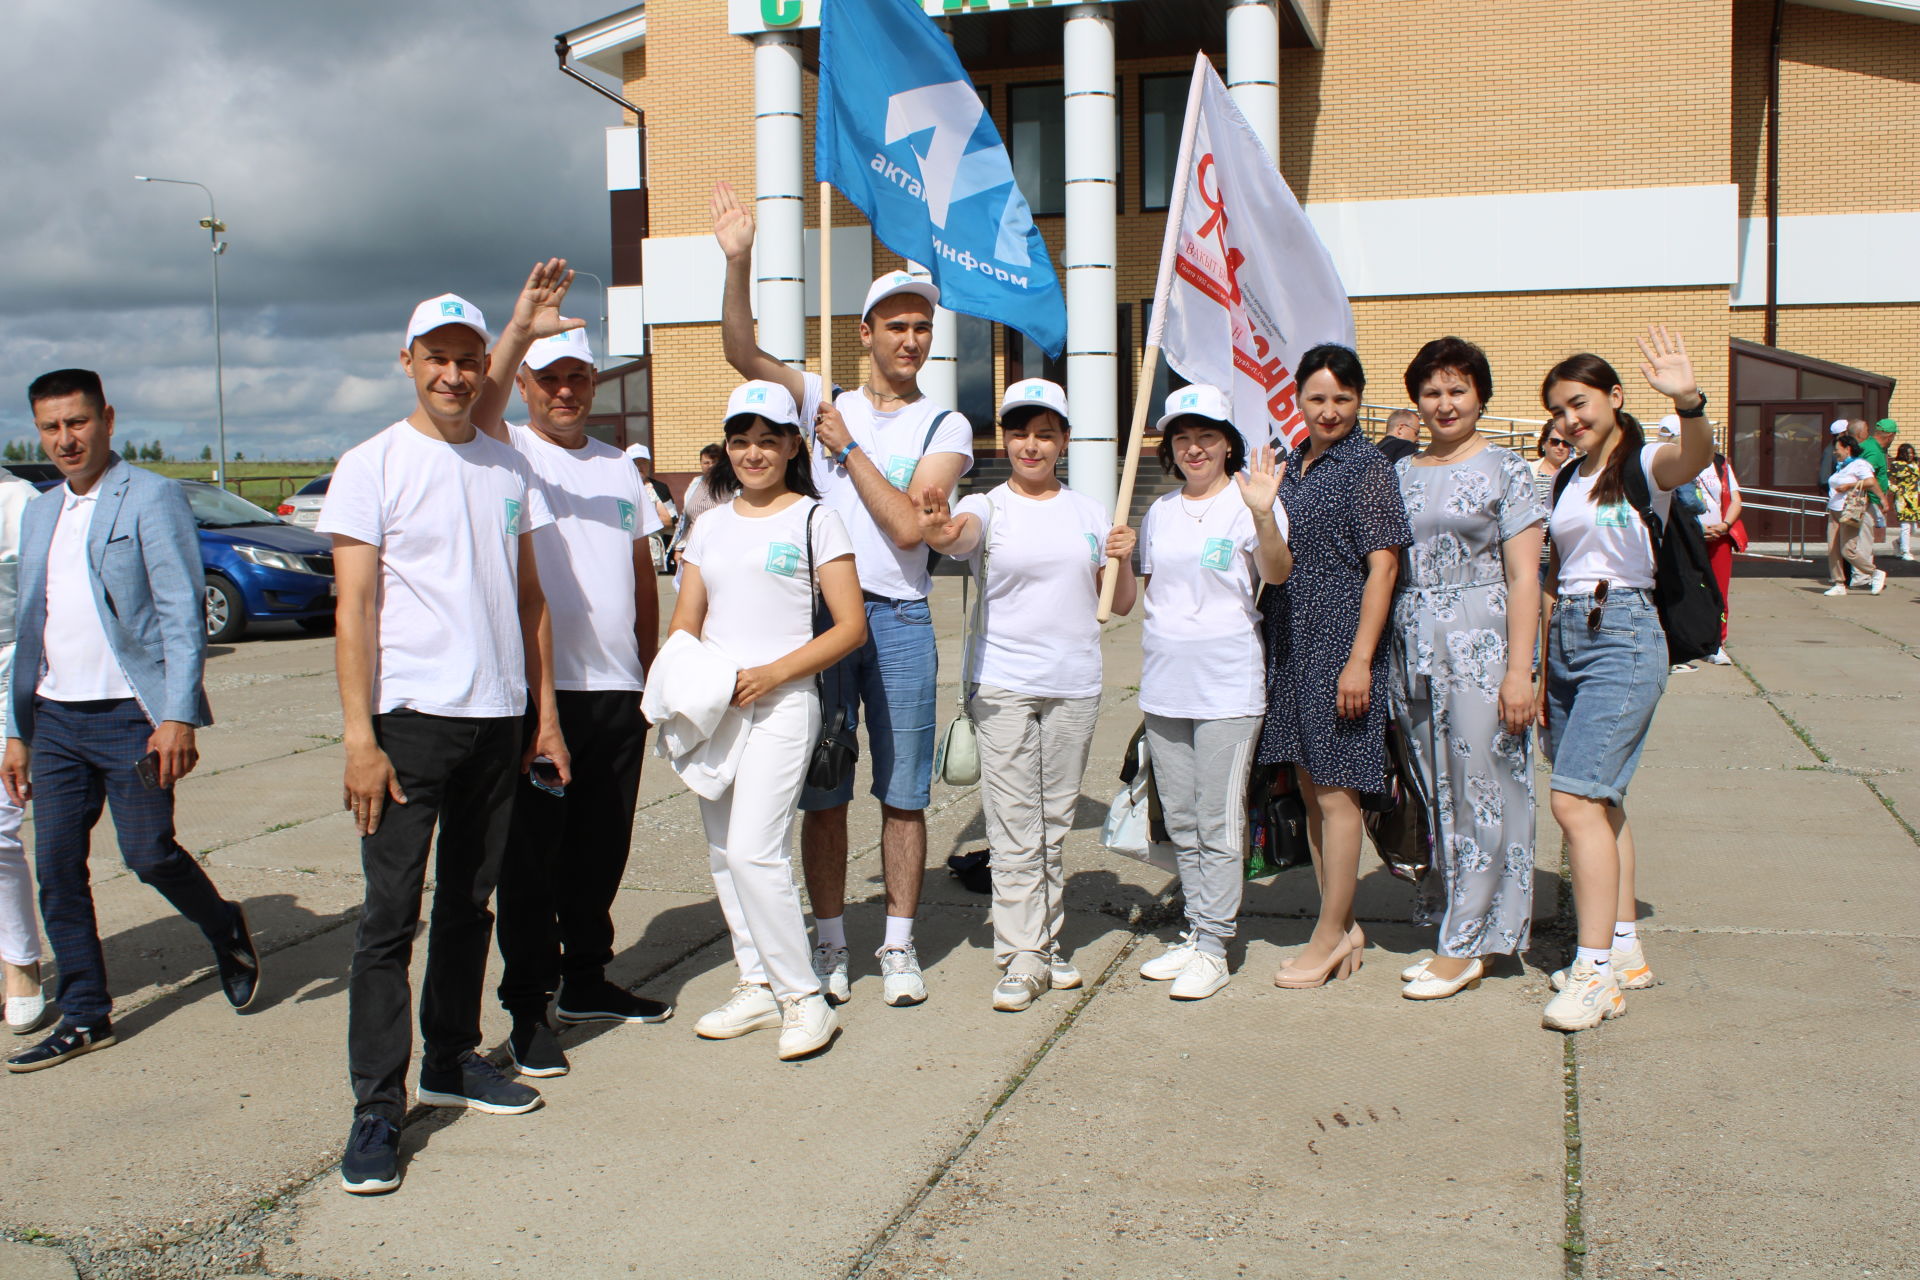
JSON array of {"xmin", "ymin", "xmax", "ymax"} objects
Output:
[{"xmin": 1542, "ymin": 960, "xmax": 1626, "ymax": 1032}]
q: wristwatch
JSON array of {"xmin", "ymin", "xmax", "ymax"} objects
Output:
[{"xmin": 1676, "ymin": 392, "xmax": 1708, "ymax": 419}]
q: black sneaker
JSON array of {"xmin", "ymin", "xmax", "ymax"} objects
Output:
[
  {"xmin": 216, "ymin": 904, "xmax": 261, "ymax": 1011},
  {"xmin": 6, "ymin": 1020, "xmax": 116, "ymax": 1073},
  {"xmin": 339, "ymin": 1114, "xmax": 401, "ymax": 1195},
  {"xmin": 506, "ymin": 1020, "xmax": 569, "ymax": 1078},
  {"xmin": 417, "ymin": 1052, "xmax": 543, "ymax": 1114},
  {"xmin": 555, "ymin": 979, "xmax": 673, "ymax": 1025}
]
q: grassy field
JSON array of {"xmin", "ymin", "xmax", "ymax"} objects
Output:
[{"xmin": 143, "ymin": 460, "xmax": 331, "ymax": 507}]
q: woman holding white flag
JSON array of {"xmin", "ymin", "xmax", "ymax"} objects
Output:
[
  {"xmin": 1259, "ymin": 345, "xmax": 1411, "ymax": 990},
  {"xmin": 1132, "ymin": 386, "xmax": 1291, "ymax": 1001}
]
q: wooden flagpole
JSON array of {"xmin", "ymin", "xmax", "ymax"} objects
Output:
[{"xmin": 819, "ymin": 181, "xmax": 833, "ymax": 401}]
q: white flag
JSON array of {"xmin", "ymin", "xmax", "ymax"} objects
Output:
[{"xmin": 1148, "ymin": 56, "xmax": 1354, "ymax": 450}]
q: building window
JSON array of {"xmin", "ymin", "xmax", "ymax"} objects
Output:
[
  {"xmin": 1004, "ymin": 326, "xmax": 1065, "ymax": 390},
  {"xmin": 955, "ymin": 312, "xmax": 996, "ymax": 437},
  {"xmin": 1007, "ymin": 81, "xmax": 1123, "ymax": 217},
  {"xmin": 1140, "ymin": 73, "xmax": 1186, "ymax": 212}
]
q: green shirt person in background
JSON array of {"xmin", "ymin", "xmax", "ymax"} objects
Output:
[{"xmin": 1854, "ymin": 419, "xmax": 1890, "ymax": 510}]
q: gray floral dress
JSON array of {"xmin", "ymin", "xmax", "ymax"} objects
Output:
[{"xmin": 1390, "ymin": 446, "xmax": 1545, "ymax": 958}]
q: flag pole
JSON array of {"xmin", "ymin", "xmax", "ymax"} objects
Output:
[
  {"xmin": 1096, "ymin": 56, "xmax": 1206, "ymax": 622},
  {"xmin": 819, "ymin": 181, "xmax": 833, "ymax": 396}
]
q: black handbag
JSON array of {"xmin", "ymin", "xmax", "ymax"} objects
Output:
[
  {"xmin": 1246, "ymin": 760, "xmax": 1312, "ymax": 879},
  {"xmin": 1363, "ymin": 723, "xmax": 1433, "ymax": 883},
  {"xmin": 803, "ymin": 505, "xmax": 859, "ymax": 792}
]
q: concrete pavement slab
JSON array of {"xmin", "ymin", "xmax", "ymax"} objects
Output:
[
  {"xmin": 0, "ymin": 1242, "xmax": 80, "ymax": 1279},
  {"xmin": 1579, "ymin": 933, "xmax": 1920, "ymax": 1279}
]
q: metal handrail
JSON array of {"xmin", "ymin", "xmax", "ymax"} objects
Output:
[{"xmin": 1733, "ymin": 485, "xmax": 1826, "ymax": 562}]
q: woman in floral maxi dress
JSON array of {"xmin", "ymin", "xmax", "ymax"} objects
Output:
[{"xmin": 1390, "ymin": 338, "xmax": 1546, "ymax": 1001}]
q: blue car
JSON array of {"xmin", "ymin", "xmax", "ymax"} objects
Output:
[{"xmin": 180, "ymin": 481, "xmax": 335, "ymax": 642}]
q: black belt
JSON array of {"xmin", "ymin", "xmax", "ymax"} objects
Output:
[{"xmin": 862, "ymin": 591, "xmax": 918, "ymax": 607}]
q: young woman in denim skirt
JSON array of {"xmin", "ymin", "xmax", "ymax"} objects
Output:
[{"xmin": 1537, "ymin": 328, "xmax": 1713, "ymax": 1032}]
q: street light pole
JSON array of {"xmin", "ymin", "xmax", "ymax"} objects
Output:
[
  {"xmin": 135, "ymin": 176, "xmax": 228, "ymax": 485},
  {"xmin": 571, "ymin": 269, "xmax": 609, "ymax": 369}
]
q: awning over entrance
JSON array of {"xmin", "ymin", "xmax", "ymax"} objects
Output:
[{"xmin": 1728, "ymin": 337, "xmax": 1895, "ymax": 494}]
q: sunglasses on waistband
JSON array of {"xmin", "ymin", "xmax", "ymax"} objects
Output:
[{"xmin": 1587, "ymin": 580, "xmax": 1610, "ymax": 631}]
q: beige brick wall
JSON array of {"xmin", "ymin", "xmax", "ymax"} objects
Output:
[
  {"xmin": 1730, "ymin": 303, "xmax": 1920, "ymax": 422},
  {"xmin": 1733, "ymin": 0, "xmax": 1920, "ymax": 218}
]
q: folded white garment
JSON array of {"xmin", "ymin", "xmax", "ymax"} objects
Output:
[{"xmin": 640, "ymin": 631, "xmax": 751, "ymax": 800}]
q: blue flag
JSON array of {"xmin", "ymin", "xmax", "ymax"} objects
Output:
[{"xmin": 816, "ymin": 0, "xmax": 1066, "ymax": 359}]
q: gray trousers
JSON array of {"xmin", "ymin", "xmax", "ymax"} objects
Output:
[
  {"xmin": 971, "ymin": 685, "xmax": 1101, "ymax": 979},
  {"xmin": 1143, "ymin": 713, "xmax": 1262, "ymax": 958}
]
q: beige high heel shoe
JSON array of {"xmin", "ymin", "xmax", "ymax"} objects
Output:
[{"xmin": 1273, "ymin": 936, "xmax": 1358, "ymax": 989}]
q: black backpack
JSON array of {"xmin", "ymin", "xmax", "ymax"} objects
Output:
[{"xmin": 1551, "ymin": 446, "xmax": 1725, "ymax": 664}]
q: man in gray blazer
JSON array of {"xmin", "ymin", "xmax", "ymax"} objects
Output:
[{"xmin": 2, "ymin": 369, "xmax": 258, "ymax": 1073}]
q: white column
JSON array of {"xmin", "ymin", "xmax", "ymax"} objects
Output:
[
  {"xmin": 1226, "ymin": 0, "xmax": 1280, "ymax": 159},
  {"xmin": 906, "ymin": 260, "xmax": 959, "ymax": 409},
  {"xmin": 1064, "ymin": 4, "xmax": 1118, "ymax": 511},
  {"xmin": 754, "ymin": 31, "xmax": 806, "ymax": 368}
]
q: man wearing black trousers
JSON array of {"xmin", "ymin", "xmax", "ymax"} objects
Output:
[
  {"xmin": 321, "ymin": 293, "xmax": 568, "ymax": 1195},
  {"xmin": 474, "ymin": 261, "xmax": 670, "ymax": 1078}
]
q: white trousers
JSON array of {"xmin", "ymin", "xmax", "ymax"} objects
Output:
[
  {"xmin": 970, "ymin": 685, "xmax": 1101, "ymax": 977},
  {"xmin": 698, "ymin": 684, "xmax": 821, "ymax": 1000},
  {"xmin": 0, "ymin": 653, "xmax": 36, "ymax": 967}
]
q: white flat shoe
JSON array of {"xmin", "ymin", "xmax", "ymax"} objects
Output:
[
  {"xmin": 1400, "ymin": 957, "xmax": 1433, "ymax": 983},
  {"xmin": 7, "ymin": 994, "xmax": 49, "ymax": 1035},
  {"xmin": 1403, "ymin": 957, "xmax": 1484, "ymax": 1001}
]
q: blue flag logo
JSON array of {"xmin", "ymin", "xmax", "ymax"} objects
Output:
[{"xmin": 817, "ymin": 0, "xmax": 1066, "ymax": 359}]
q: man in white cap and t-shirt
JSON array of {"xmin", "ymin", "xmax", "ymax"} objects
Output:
[
  {"xmin": 463, "ymin": 261, "xmax": 671, "ymax": 1080},
  {"xmin": 320, "ymin": 289, "xmax": 566, "ymax": 1195},
  {"xmin": 711, "ymin": 181, "xmax": 972, "ymax": 1007}
]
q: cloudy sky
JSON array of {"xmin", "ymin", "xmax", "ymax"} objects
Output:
[{"xmin": 0, "ymin": 0, "xmax": 625, "ymax": 464}]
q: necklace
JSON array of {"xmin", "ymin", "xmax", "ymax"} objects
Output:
[
  {"xmin": 1177, "ymin": 489, "xmax": 1224, "ymax": 521},
  {"xmin": 864, "ymin": 383, "xmax": 919, "ymax": 407}
]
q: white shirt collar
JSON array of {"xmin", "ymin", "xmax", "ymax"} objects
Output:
[{"xmin": 61, "ymin": 482, "xmax": 102, "ymax": 512}]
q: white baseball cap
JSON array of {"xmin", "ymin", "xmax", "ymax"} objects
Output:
[
  {"xmin": 1154, "ymin": 384, "xmax": 1234, "ymax": 435},
  {"xmin": 1656, "ymin": 413, "xmax": 1682, "ymax": 438},
  {"xmin": 1829, "ymin": 418, "xmax": 1850, "ymax": 436},
  {"xmin": 998, "ymin": 378, "xmax": 1070, "ymax": 427},
  {"xmin": 405, "ymin": 293, "xmax": 490, "ymax": 347},
  {"xmin": 862, "ymin": 271, "xmax": 940, "ymax": 319},
  {"xmin": 723, "ymin": 380, "xmax": 803, "ymax": 430},
  {"xmin": 624, "ymin": 443, "xmax": 652, "ymax": 462},
  {"xmin": 524, "ymin": 328, "xmax": 594, "ymax": 370}
]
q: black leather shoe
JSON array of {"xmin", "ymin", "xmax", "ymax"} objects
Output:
[
  {"xmin": 216, "ymin": 905, "xmax": 261, "ymax": 1010},
  {"xmin": 7, "ymin": 1020, "xmax": 116, "ymax": 1073}
]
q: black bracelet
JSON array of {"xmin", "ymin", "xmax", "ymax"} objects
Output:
[{"xmin": 1675, "ymin": 392, "xmax": 1709, "ymax": 420}]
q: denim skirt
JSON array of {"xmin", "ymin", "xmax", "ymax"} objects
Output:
[{"xmin": 1544, "ymin": 587, "xmax": 1667, "ymax": 804}]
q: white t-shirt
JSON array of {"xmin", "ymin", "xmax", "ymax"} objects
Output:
[
  {"xmin": 1549, "ymin": 442, "xmax": 1676, "ymax": 594},
  {"xmin": 1827, "ymin": 458, "xmax": 1873, "ymax": 513},
  {"xmin": 318, "ymin": 421, "xmax": 554, "ymax": 718},
  {"xmin": 952, "ymin": 484, "xmax": 1112, "ymax": 700},
  {"xmin": 507, "ymin": 425, "xmax": 663, "ymax": 692},
  {"xmin": 798, "ymin": 372, "xmax": 973, "ymax": 601},
  {"xmin": 39, "ymin": 486, "xmax": 136, "ymax": 703},
  {"xmin": 1138, "ymin": 488, "xmax": 1288, "ymax": 720},
  {"xmin": 683, "ymin": 496, "xmax": 854, "ymax": 686}
]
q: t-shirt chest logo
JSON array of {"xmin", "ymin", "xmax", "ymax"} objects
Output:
[
  {"xmin": 504, "ymin": 498, "xmax": 523, "ymax": 537},
  {"xmin": 764, "ymin": 541, "xmax": 803, "ymax": 578},
  {"xmin": 617, "ymin": 499, "xmax": 636, "ymax": 532},
  {"xmin": 884, "ymin": 455, "xmax": 916, "ymax": 490},
  {"xmin": 1085, "ymin": 532, "xmax": 1102, "ymax": 565},
  {"xmin": 1200, "ymin": 537, "xmax": 1234, "ymax": 571},
  {"xmin": 1595, "ymin": 501, "xmax": 1631, "ymax": 529}
]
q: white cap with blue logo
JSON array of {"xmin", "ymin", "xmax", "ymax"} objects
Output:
[
  {"xmin": 404, "ymin": 293, "xmax": 491, "ymax": 347},
  {"xmin": 523, "ymin": 327, "xmax": 594, "ymax": 370},
  {"xmin": 862, "ymin": 271, "xmax": 941, "ymax": 319},
  {"xmin": 998, "ymin": 378, "xmax": 1071, "ymax": 428},
  {"xmin": 1154, "ymin": 383, "xmax": 1234, "ymax": 435},
  {"xmin": 724, "ymin": 380, "xmax": 803, "ymax": 430}
]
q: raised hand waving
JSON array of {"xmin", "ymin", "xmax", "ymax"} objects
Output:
[{"xmin": 1234, "ymin": 442, "xmax": 1287, "ymax": 513}]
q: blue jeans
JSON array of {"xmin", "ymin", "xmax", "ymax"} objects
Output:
[
  {"xmin": 1544, "ymin": 589, "xmax": 1668, "ymax": 805},
  {"xmin": 799, "ymin": 597, "xmax": 938, "ymax": 812},
  {"xmin": 30, "ymin": 697, "xmax": 238, "ymax": 1024}
]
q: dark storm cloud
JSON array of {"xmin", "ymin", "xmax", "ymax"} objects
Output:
[{"xmin": 0, "ymin": 0, "xmax": 628, "ymax": 459}]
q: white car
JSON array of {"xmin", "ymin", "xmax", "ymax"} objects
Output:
[{"xmin": 276, "ymin": 473, "xmax": 330, "ymax": 529}]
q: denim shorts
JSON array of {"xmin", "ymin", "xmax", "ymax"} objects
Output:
[
  {"xmin": 798, "ymin": 596, "xmax": 938, "ymax": 812},
  {"xmin": 1544, "ymin": 587, "xmax": 1668, "ymax": 805}
]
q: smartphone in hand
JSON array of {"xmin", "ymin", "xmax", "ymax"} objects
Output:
[
  {"xmin": 135, "ymin": 750, "xmax": 163, "ymax": 791},
  {"xmin": 529, "ymin": 756, "xmax": 565, "ymax": 798}
]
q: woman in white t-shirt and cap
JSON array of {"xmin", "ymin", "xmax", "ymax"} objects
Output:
[
  {"xmin": 916, "ymin": 379, "xmax": 1137, "ymax": 1012},
  {"xmin": 1824, "ymin": 429, "xmax": 1885, "ymax": 596},
  {"xmin": 1132, "ymin": 385, "xmax": 1291, "ymax": 1001},
  {"xmin": 1537, "ymin": 327, "xmax": 1713, "ymax": 1033},
  {"xmin": 671, "ymin": 381, "xmax": 867, "ymax": 1059}
]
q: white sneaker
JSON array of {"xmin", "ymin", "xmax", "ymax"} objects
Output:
[
  {"xmin": 1046, "ymin": 949, "xmax": 1083, "ymax": 990},
  {"xmin": 1705, "ymin": 648, "xmax": 1732, "ymax": 666},
  {"xmin": 1850, "ymin": 571, "xmax": 1871, "ymax": 588},
  {"xmin": 1139, "ymin": 930, "xmax": 1198, "ymax": 981},
  {"xmin": 811, "ymin": 944, "xmax": 851, "ymax": 1004},
  {"xmin": 876, "ymin": 943, "xmax": 927, "ymax": 1007},
  {"xmin": 776, "ymin": 993, "xmax": 837, "ymax": 1060},
  {"xmin": 694, "ymin": 982, "xmax": 781, "ymax": 1039},
  {"xmin": 1541, "ymin": 960, "xmax": 1625, "ymax": 1032},
  {"xmin": 1669, "ymin": 662, "xmax": 1696, "ymax": 674},
  {"xmin": 991, "ymin": 971, "xmax": 1044, "ymax": 1012},
  {"xmin": 1870, "ymin": 570, "xmax": 1888, "ymax": 595},
  {"xmin": 1551, "ymin": 941, "xmax": 1656, "ymax": 991},
  {"xmin": 1168, "ymin": 950, "xmax": 1229, "ymax": 1000},
  {"xmin": 1824, "ymin": 584, "xmax": 1849, "ymax": 597}
]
